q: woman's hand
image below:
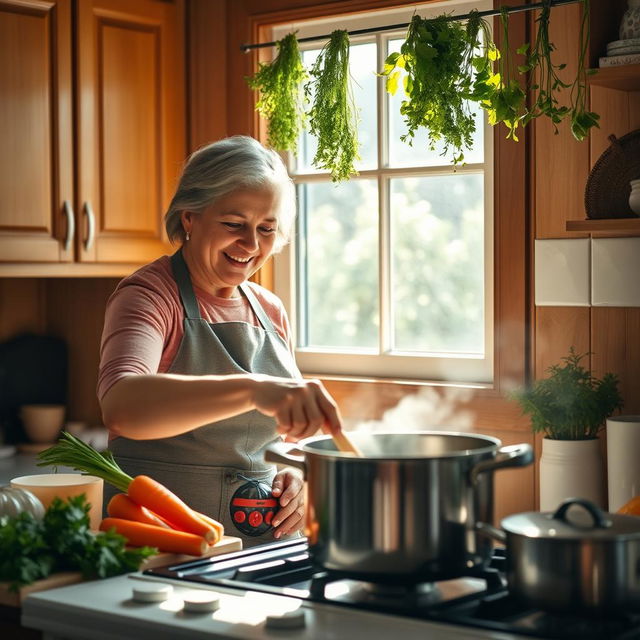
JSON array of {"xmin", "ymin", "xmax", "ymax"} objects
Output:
[
  {"xmin": 270, "ymin": 468, "xmax": 304, "ymax": 539},
  {"xmin": 252, "ymin": 376, "xmax": 343, "ymax": 441}
]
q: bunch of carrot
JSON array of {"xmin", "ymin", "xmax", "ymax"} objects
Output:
[{"xmin": 38, "ymin": 432, "xmax": 224, "ymax": 557}]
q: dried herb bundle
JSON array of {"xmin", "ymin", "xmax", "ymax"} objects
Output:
[
  {"xmin": 246, "ymin": 33, "xmax": 307, "ymax": 153},
  {"xmin": 306, "ymin": 30, "xmax": 360, "ymax": 181}
]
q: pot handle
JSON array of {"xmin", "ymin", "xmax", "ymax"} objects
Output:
[
  {"xmin": 470, "ymin": 443, "xmax": 534, "ymax": 485},
  {"xmin": 475, "ymin": 521, "xmax": 507, "ymax": 544},
  {"xmin": 552, "ymin": 498, "xmax": 612, "ymax": 530},
  {"xmin": 264, "ymin": 443, "xmax": 307, "ymax": 477}
]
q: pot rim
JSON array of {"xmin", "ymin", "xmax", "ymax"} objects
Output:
[{"xmin": 296, "ymin": 430, "xmax": 502, "ymax": 461}]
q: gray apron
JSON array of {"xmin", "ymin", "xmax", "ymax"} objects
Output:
[{"xmin": 107, "ymin": 249, "xmax": 300, "ymax": 547}]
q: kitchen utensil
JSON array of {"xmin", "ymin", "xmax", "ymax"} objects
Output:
[
  {"xmin": 477, "ymin": 498, "xmax": 640, "ymax": 614},
  {"xmin": 11, "ymin": 473, "xmax": 104, "ymax": 530},
  {"xmin": 330, "ymin": 430, "xmax": 362, "ymax": 456},
  {"xmin": 265, "ymin": 431, "xmax": 533, "ymax": 580}
]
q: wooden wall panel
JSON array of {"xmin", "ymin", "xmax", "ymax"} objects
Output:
[
  {"xmin": 44, "ymin": 279, "xmax": 120, "ymax": 424},
  {"xmin": 187, "ymin": 0, "xmax": 228, "ymax": 151},
  {"xmin": 589, "ymin": 87, "xmax": 633, "ymax": 165},
  {"xmin": 534, "ymin": 3, "xmax": 590, "ymax": 239},
  {"xmin": 0, "ymin": 279, "xmax": 46, "ymax": 339},
  {"xmin": 592, "ymin": 307, "xmax": 640, "ymax": 415}
]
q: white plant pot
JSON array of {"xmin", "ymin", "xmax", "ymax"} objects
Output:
[{"xmin": 539, "ymin": 437, "xmax": 605, "ymax": 512}]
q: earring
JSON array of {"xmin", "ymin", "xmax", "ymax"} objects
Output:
[{"xmin": 185, "ymin": 231, "xmax": 190, "ymax": 241}]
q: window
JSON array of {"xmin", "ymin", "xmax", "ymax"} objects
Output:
[{"xmin": 273, "ymin": 0, "xmax": 494, "ymax": 383}]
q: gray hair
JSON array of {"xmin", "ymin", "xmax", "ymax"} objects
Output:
[{"xmin": 164, "ymin": 136, "xmax": 296, "ymax": 252}]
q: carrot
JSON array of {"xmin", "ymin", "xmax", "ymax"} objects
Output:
[
  {"xmin": 126, "ymin": 475, "xmax": 218, "ymax": 543},
  {"xmin": 107, "ymin": 493, "xmax": 170, "ymax": 529},
  {"xmin": 195, "ymin": 511, "xmax": 225, "ymax": 543},
  {"xmin": 109, "ymin": 492, "xmax": 225, "ymax": 545},
  {"xmin": 100, "ymin": 517, "xmax": 208, "ymax": 556},
  {"xmin": 37, "ymin": 432, "xmax": 218, "ymax": 544}
]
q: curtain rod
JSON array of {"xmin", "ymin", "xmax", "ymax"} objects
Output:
[{"xmin": 241, "ymin": 0, "xmax": 580, "ymax": 52}]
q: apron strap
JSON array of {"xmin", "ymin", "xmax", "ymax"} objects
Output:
[
  {"xmin": 170, "ymin": 249, "xmax": 201, "ymax": 319},
  {"xmin": 239, "ymin": 282, "xmax": 277, "ymax": 334}
]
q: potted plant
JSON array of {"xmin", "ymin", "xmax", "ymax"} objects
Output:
[{"xmin": 511, "ymin": 347, "xmax": 623, "ymax": 510}]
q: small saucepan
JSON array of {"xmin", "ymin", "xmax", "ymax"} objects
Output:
[{"xmin": 478, "ymin": 497, "xmax": 640, "ymax": 614}]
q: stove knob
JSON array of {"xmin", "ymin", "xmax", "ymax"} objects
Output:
[
  {"xmin": 182, "ymin": 591, "xmax": 220, "ymax": 614},
  {"xmin": 132, "ymin": 583, "xmax": 173, "ymax": 603},
  {"xmin": 265, "ymin": 608, "xmax": 306, "ymax": 629}
]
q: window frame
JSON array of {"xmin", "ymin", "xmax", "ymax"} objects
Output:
[
  {"xmin": 272, "ymin": 1, "xmax": 496, "ymax": 384},
  {"xmin": 231, "ymin": 0, "xmax": 531, "ymax": 433}
]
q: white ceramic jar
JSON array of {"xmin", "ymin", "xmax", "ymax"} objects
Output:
[{"xmin": 620, "ymin": 0, "xmax": 640, "ymax": 40}]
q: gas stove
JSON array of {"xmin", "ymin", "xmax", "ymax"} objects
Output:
[
  {"xmin": 21, "ymin": 538, "xmax": 640, "ymax": 640},
  {"xmin": 144, "ymin": 538, "xmax": 640, "ymax": 640}
]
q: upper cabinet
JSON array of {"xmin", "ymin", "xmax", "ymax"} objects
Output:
[{"xmin": 0, "ymin": 0, "xmax": 185, "ymax": 271}]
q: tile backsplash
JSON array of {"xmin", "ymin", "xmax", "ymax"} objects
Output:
[{"xmin": 535, "ymin": 237, "xmax": 640, "ymax": 307}]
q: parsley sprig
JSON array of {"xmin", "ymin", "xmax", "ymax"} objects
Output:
[{"xmin": 0, "ymin": 495, "xmax": 156, "ymax": 592}]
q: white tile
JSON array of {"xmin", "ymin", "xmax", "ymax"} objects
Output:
[
  {"xmin": 592, "ymin": 237, "xmax": 640, "ymax": 306},
  {"xmin": 535, "ymin": 238, "xmax": 591, "ymax": 306}
]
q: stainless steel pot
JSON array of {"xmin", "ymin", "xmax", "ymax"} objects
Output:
[
  {"xmin": 478, "ymin": 498, "xmax": 640, "ymax": 613},
  {"xmin": 265, "ymin": 431, "xmax": 533, "ymax": 581}
]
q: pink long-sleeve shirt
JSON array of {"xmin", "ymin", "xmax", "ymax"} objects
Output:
[{"xmin": 97, "ymin": 255, "xmax": 295, "ymax": 404}]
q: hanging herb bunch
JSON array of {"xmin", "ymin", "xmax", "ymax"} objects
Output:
[
  {"xmin": 246, "ymin": 0, "xmax": 599, "ymax": 178},
  {"xmin": 246, "ymin": 32, "xmax": 307, "ymax": 153},
  {"xmin": 380, "ymin": 14, "xmax": 478, "ymax": 164},
  {"xmin": 519, "ymin": 0, "xmax": 598, "ymax": 140},
  {"xmin": 305, "ymin": 29, "xmax": 360, "ymax": 182},
  {"xmin": 480, "ymin": 6, "xmax": 527, "ymax": 142}
]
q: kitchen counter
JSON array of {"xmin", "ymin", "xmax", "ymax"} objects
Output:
[
  {"xmin": 0, "ymin": 452, "xmax": 72, "ymax": 485},
  {"xmin": 21, "ymin": 573, "xmax": 526, "ymax": 640}
]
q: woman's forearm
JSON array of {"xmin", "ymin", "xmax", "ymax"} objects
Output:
[{"xmin": 101, "ymin": 373, "xmax": 260, "ymax": 440}]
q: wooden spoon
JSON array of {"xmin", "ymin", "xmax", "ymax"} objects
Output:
[{"xmin": 331, "ymin": 430, "xmax": 364, "ymax": 457}]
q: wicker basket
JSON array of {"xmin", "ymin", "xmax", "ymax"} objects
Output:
[{"xmin": 585, "ymin": 129, "xmax": 640, "ymax": 219}]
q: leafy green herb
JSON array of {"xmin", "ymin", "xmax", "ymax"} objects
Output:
[
  {"xmin": 306, "ymin": 30, "xmax": 360, "ymax": 181},
  {"xmin": 381, "ymin": 14, "xmax": 476, "ymax": 164},
  {"xmin": 568, "ymin": 0, "xmax": 599, "ymax": 140},
  {"xmin": 0, "ymin": 495, "xmax": 156, "ymax": 592},
  {"xmin": 510, "ymin": 347, "xmax": 623, "ymax": 440},
  {"xmin": 246, "ymin": 32, "xmax": 307, "ymax": 153},
  {"xmin": 479, "ymin": 7, "xmax": 526, "ymax": 141},
  {"xmin": 519, "ymin": 0, "xmax": 570, "ymax": 132}
]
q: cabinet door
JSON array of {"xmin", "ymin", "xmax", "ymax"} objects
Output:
[
  {"xmin": 0, "ymin": 0, "xmax": 74, "ymax": 263},
  {"xmin": 75, "ymin": 0, "xmax": 185, "ymax": 263}
]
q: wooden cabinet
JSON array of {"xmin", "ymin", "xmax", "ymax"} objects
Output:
[{"xmin": 0, "ymin": 0, "xmax": 185, "ymax": 270}]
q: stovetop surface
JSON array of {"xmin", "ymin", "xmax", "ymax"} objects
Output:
[{"xmin": 144, "ymin": 538, "xmax": 640, "ymax": 640}]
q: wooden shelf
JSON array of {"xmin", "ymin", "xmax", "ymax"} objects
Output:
[
  {"xmin": 588, "ymin": 64, "xmax": 640, "ymax": 90},
  {"xmin": 566, "ymin": 218, "xmax": 640, "ymax": 234}
]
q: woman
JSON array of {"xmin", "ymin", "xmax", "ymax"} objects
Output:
[{"xmin": 98, "ymin": 136, "xmax": 343, "ymax": 547}]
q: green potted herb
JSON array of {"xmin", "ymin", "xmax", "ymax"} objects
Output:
[{"xmin": 511, "ymin": 347, "xmax": 623, "ymax": 511}]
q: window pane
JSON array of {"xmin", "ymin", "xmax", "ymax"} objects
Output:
[
  {"xmin": 390, "ymin": 175, "xmax": 484, "ymax": 354},
  {"xmin": 297, "ymin": 42, "xmax": 377, "ymax": 174},
  {"xmin": 298, "ymin": 180, "xmax": 379, "ymax": 349},
  {"xmin": 386, "ymin": 39, "xmax": 484, "ymax": 167}
]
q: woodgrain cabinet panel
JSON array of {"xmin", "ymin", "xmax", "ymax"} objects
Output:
[
  {"xmin": 0, "ymin": 0, "xmax": 73, "ymax": 262},
  {"xmin": 0, "ymin": 0, "xmax": 184, "ymax": 268},
  {"xmin": 76, "ymin": 0, "xmax": 185, "ymax": 263}
]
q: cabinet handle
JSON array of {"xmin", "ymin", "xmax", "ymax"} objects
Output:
[
  {"xmin": 63, "ymin": 200, "xmax": 75, "ymax": 252},
  {"xmin": 83, "ymin": 201, "xmax": 95, "ymax": 251}
]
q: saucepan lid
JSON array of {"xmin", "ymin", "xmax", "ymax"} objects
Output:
[{"xmin": 501, "ymin": 498, "xmax": 640, "ymax": 541}]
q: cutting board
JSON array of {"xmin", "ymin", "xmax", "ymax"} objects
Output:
[{"xmin": 0, "ymin": 535, "xmax": 242, "ymax": 607}]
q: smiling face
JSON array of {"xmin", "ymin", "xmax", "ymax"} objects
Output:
[{"xmin": 180, "ymin": 187, "xmax": 279, "ymax": 298}]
